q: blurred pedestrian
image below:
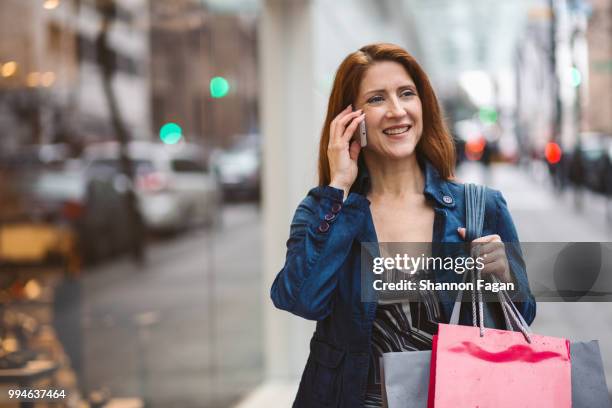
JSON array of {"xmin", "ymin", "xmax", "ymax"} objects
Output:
[
  {"xmin": 480, "ymin": 138, "xmax": 492, "ymax": 186},
  {"xmin": 569, "ymin": 144, "xmax": 585, "ymax": 211},
  {"xmin": 270, "ymin": 43, "xmax": 536, "ymax": 407}
]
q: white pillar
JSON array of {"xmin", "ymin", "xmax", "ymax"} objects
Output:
[
  {"xmin": 258, "ymin": 0, "xmax": 421, "ymax": 390},
  {"xmin": 260, "ymin": 0, "xmax": 318, "ymax": 381}
]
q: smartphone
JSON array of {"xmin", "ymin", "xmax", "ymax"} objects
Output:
[{"xmin": 357, "ymin": 117, "xmax": 367, "ymax": 147}]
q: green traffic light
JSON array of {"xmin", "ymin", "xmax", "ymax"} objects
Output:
[
  {"xmin": 570, "ymin": 67, "xmax": 582, "ymax": 87},
  {"xmin": 160, "ymin": 122, "xmax": 182, "ymax": 144},
  {"xmin": 210, "ymin": 76, "xmax": 230, "ymax": 98},
  {"xmin": 479, "ymin": 107, "xmax": 498, "ymax": 124}
]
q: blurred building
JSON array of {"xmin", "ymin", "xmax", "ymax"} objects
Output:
[
  {"xmin": 585, "ymin": 0, "xmax": 612, "ymax": 134},
  {"xmin": 514, "ymin": 0, "xmax": 610, "ymax": 156},
  {"xmin": 404, "ymin": 0, "xmax": 533, "ymax": 96},
  {"xmin": 0, "ymin": 0, "xmax": 151, "ymax": 154},
  {"xmin": 514, "ymin": 3, "xmax": 558, "ymax": 157},
  {"xmin": 0, "ymin": 0, "xmax": 79, "ymax": 151},
  {"xmin": 73, "ymin": 0, "xmax": 152, "ymax": 142},
  {"xmin": 150, "ymin": 0, "xmax": 258, "ymax": 149},
  {"xmin": 401, "ymin": 0, "xmax": 537, "ymax": 163},
  {"xmin": 554, "ymin": 0, "xmax": 590, "ymax": 149}
]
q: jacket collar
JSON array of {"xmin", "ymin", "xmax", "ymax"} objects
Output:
[
  {"xmin": 351, "ymin": 156, "xmax": 455, "ymax": 208},
  {"xmin": 422, "ymin": 158, "xmax": 455, "ymax": 208}
]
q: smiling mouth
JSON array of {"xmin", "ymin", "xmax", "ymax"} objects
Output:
[{"xmin": 383, "ymin": 125, "xmax": 412, "ymax": 136}]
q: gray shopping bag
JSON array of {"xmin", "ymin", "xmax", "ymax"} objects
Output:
[
  {"xmin": 381, "ymin": 351, "xmax": 431, "ymax": 408},
  {"xmin": 571, "ymin": 340, "xmax": 611, "ymax": 408}
]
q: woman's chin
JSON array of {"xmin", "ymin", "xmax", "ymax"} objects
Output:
[
  {"xmin": 368, "ymin": 143, "xmax": 418, "ymax": 160},
  {"xmin": 386, "ymin": 150, "xmax": 417, "ymax": 160}
]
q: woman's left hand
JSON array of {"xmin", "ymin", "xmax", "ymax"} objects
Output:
[{"xmin": 457, "ymin": 228, "xmax": 513, "ymax": 283}]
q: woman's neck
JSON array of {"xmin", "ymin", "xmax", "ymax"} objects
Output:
[{"xmin": 364, "ymin": 153, "xmax": 425, "ymax": 199}]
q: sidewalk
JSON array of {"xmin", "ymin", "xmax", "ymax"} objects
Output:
[
  {"xmin": 457, "ymin": 161, "xmax": 612, "ymax": 241},
  {"xmin": 233, "ymin": 380, "xmax": 298, "ymax": 408}
]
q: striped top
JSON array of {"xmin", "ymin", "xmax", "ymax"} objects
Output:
[{"xmin": 363, "ymin": 274, "xmax": 442, "ymax": 408}]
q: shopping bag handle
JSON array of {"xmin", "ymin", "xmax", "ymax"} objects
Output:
[
  {"xmin": 450, "ymin": 274, "xmax": 532, "ymax": 341},
  {"xmin": 493, "ymin": 275, "xmax": 533, "ymax": 335},
  {"xmin": 450, "ymin": 183, "xmax": 485, "ymax": 330},
  {"xmin": 449, "ymin": 184, "xmax": 532, "ymax": 342}
]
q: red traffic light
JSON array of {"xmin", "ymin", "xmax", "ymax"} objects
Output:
[
  {"xmin": 545, "ymin": 142, "xmax": 562, "ymax": 164},
  {"xmin": 466, "ymin": 136, "xmax": 486, "ymax": 161}
]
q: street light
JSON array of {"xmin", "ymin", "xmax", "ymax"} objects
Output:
[
  {"xmin": 1, "ymin": 61, "xmax": 17, "ymax": 78},
  {"xmin": 26, "ymin": 72, "xmax": 40, "ymax": 87},
  {"xmin": 159, "ymin": 122, "xmax": 183, "ymax": 144},
  {"xmin": 210, "ymin": 76, "xmax": 229, "ymax": 98},
  {"xmin": 569, "ymin": 67, "xmax": 582, "ymax": 87},
  {"xmin": 478, "ymin": 107, "xmax": 498, "ymax": 125},
  {"xmin": 43, "ymin": 0, "xmax": 60, "ymax": 10},
  {"xmin": 41, "ymin": 72, "xmax": 56, "ymax": 87},
  {"xmin": 545, "ymin": 142, "xmax": 562, "ymax": 164}
]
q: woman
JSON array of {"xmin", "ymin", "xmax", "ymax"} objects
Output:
[{"xmin": 271, "ymin": 43, "xmax": 536, "ymax": 408}]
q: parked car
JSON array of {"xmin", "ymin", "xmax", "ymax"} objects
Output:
[
  {"xmin": 83, "ymin": 141, "xmax": 221, "ymax": 231},
  {"xmin": 33, "ymin": 166, "xmax": 134, "ymax": 263},
  {"xmin": 0, "ymin": 152, "xmax": 132, "ymax": 268},
  {"xmin": 212, "ymin": 144, "xmax": 261, "ymax": 201},
  {"xmin": 565, "ymin": 132, "xmax": 612, "ymax": 194}
]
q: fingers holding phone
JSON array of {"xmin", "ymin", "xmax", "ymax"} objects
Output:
[
  {"xmin": 330, "ymin": 105, "xmax": 364, "ymax": 144},
  {"xmin": 328, "ymin": 105, "xmax": 365, "ymax": 194},
  {"xmin": 349, "ymin": 115, "xmax": 366, "ymax": 161}
]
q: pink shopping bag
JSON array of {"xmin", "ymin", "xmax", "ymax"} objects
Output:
[{"xmin": 428, "ymin": 323, "xmax": 571, "ymax": 408}]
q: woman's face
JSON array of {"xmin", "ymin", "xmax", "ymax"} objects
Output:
[{"xmin": 355, "ymin": 61, "xmax": 423, "ymax": 160}]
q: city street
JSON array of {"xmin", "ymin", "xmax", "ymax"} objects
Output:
[
  {"xmin": 80, "ymin": 203, "xmax": 263, "ymax": 408},
  {"xmin": 1, "ymin": 1, "xmax": 609, "ymax": 407},
  {"xmin": 75, "ymin": 163, "xmax": 612, "ymax": 408}
]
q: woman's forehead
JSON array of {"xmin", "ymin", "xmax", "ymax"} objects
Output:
[{"xmin": 359, "ymin": 61, "xmax": 415, "ymax": 95}]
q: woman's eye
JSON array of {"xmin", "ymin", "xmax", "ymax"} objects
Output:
[
  {"xmin": 401, "ymin": 90, "xmax": 415, "ymax": 97},
  {"xmin": 367, "ymin": 96, "xmax": 383, "ymax": 104}
]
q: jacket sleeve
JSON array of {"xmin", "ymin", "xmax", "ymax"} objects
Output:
[
  {"xmin": 270, "ymin": 186, "xmax": 369, "ymax": 321},
  {"xmin": 494, "ymin": 190, "xmax": 537, "ymax": 325}
]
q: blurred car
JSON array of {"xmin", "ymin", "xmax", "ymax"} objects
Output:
[
  {"xmin": 569, "ymin": 132, "xmax": 612, "ymax": 194},
  {"xmin": 30, "ymin": 166, "xmax": 133, "ymax": 263},
  {"xmin": 0, "ymin": 149, "xmax": 131, "ymax": 269},
  {"xmin": 212, "ymin": 145, "xmax": 261, "ymax": 201},
  {"xmin": 83, "ymin": 141, "xmax": 220, "ymax": 231}
]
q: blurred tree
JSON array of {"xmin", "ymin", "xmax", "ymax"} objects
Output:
[{"xmin": 94, "ymin": 0, "xmax": 145, "ymax": 263}]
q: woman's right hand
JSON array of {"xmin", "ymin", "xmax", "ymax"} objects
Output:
[{"xmin": 327, "ymin": 105, "xmax": 365, "ymax": 198}]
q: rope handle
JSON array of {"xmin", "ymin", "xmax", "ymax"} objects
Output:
[{"xmin": 462, "ymin": 184, "xmax": 531, "ymax": 342}]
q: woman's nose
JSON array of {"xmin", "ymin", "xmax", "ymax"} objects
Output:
[{"xmin": 385, "ymin": 98, "xmax": 405, "ymax": 118}]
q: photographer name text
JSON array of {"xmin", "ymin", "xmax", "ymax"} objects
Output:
[{"xmin": 372, "ymin": 279, "xmax": 514, "ymax": 293}]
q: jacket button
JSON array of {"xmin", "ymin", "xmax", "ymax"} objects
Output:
[
  {"xmin": 317, "ymin": 221, "xmax": 330, "ymax": 233},
  {"xmin": 331, "ymin": 203, "xmax": 342, "ymax": 213},
  {"xmin": 442, "ymin": 195, "xmax": 453, "ymax": 204},
  {"xmin": 324, "ymin": 213, "xmax": 336, "ymax": 221}
]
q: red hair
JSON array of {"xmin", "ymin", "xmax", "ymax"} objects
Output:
[{"xmin": 318, "ymin": 43, "xmax": 455, "ymax": 186}]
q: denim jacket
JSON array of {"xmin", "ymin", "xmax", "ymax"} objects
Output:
[{"xmin": 270, "ymin": 159, "xmax": 536, "ymax": 408}]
